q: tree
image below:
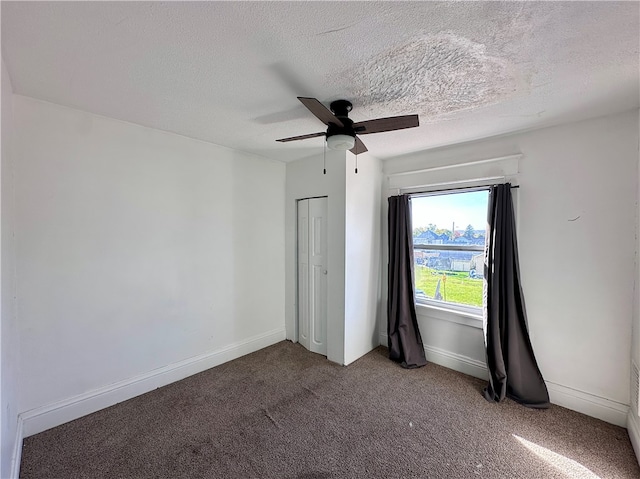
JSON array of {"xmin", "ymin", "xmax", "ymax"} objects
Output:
[
  {"xmin": 413, "ymin": 226, "xmax": 428, "ymax": 237},
  {"xmin": 464, "ymin": 224, "xmax": 475, "ymax": 239}
]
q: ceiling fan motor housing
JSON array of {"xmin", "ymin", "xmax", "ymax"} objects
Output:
[
  {"xmin": 329, "ymin": 99, "xmax": 353, "ymax": 117},
  {"xmin": 327, "ymin": 100, "xmax": 355, "ymax": 139}
]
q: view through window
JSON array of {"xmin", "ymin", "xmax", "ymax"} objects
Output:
[{"xmin": 411, "ymin": 189, "xmax": 489, "ymax": 311}]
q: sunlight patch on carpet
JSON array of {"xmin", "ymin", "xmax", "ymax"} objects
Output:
[{"xmin": 513, "ymin": 434, "xmax": 601, "ymax": 479}]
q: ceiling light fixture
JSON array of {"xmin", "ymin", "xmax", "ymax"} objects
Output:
[{"xmin": 326, "ymin": 134, "xmax": 355, "ymax": 151}]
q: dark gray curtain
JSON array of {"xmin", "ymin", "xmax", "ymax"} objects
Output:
[
  {"xmin": 483, "ymin": 184, "xmax": 549, "ymax": 408},
  {"xmin": 387, "ymin": 195, "xmax": 427, "ymax": 369}
]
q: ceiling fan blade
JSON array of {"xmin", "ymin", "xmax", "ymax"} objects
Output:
[
  {"xmin": 353, "ymin": 114, "xmax": 419, "ymax": 135},
  {"xmin": 298, "ymin": 97, "xmax": 344, "ymax": 127},
  {"xmin": 350, "ymin": 136, "xmax": 368, "ymax": 155},
  {"xmin": 276, "ymin": 132, "xmax": 325, "ymax": 143}
]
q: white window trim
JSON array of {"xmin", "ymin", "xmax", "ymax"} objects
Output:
[
  {"xmin": 415, "ymin": 299, "xmax": 483, "ymax": 329},
  {"xmin": 387, "ymin": 153, "xmax": 521, "ymax": 192}
]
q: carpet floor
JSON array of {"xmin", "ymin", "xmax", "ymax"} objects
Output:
[{"xmin": 19, "ymin": 341, "xmax": 640, "ymax": 478}]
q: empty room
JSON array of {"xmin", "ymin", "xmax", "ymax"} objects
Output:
[{"xmin": 1, "ymin": 2, "xmax": 640, "ymax": 478}]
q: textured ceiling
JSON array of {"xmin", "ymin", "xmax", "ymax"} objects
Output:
[{"xmin": 2, "ymin": 1, "xmax": 639, "ymax": 162}]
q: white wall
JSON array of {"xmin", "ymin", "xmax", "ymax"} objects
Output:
[
  {"xmin": 285, "ymin": 151, "xmax": 346, "ymax": 364},
  {"xmin": 382, "ymin": 109, "xmax": 639, "ymax": 425},
  {"xmin": 628, "ymin": 108, "xmax": 640, "ymax": 462},
  {"xmin": 1, "ymin": 58, "xmax": 20, "ymax": 479},
  {"xmin": 344, "ymin": 156, "xmax": 382, "ymax": 365},
  {"xmin": 13, "ymin": 96, "xmax": 286, "ymax": 424}
]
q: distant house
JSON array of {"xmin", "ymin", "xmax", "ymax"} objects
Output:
[
  {"xmin": 416, "ymin": 229, "xmax": 486, "ymax": 246},
  {"xmin": 453, "ymin": 236, "xmax": 472, "ymax": 245},
  {"xmin": 473, "ymin": 236, "xmax": 485, "ymax": 245},
  {"xmin": 414, "ymin": 230, "xmax": 447, "ymax": 245},
  {"xmin": 469, "ymin": 254, "xmax": 485, "ymax": 278}
]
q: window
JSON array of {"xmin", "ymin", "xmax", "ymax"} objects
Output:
[{"xmin": 411, "ymin": 189, "xmax": 489, "ymax": 314}]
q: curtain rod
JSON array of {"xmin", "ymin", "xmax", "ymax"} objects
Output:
[{"xmin": 403, "ymin": 183, "xmax": 519, "ymax": 197}]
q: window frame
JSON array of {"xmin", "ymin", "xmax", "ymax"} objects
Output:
[{"xmin": 410, "ymin": 186, "xmax": 490, "ymax": 324}]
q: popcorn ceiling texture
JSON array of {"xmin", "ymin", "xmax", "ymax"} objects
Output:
[
  {"xmin": 348, "ymin": 33, "xmax": 523, "ymax": 120},
  {"xmin": 2, "ymin": 2, "xmax": 638, "ymax": 161}
]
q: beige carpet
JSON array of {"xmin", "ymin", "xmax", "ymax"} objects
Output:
[{"xmin": 20, "ymin": 341, "xmax": 640, "ymax": 478}]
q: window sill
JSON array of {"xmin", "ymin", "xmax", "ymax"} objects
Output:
[{"xmin": 415, "ymin": 302, "xmax": 483, "ymax": 329}]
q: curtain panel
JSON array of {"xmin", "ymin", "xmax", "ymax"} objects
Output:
[
  {"xmin": 483, "ymin": 184, "xmax": 549, "ymax": 408},
  {"xmin": 387, "ymin": 195, "xmax": 427, "ymax": 369}
]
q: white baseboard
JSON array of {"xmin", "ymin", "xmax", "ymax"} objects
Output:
[
  {"xmin": 628, "ymin": 411, "xmax": 640, "ymax": 466},
  {"xmin": 379, "ymin": 331, "xmax": 488, "ymax": 381},
  {"xmin": 10, "ymin": 415, "xmax": 23, "ymax": 479},
  {"xmin": 545, "ymin": 381, "xmax": 628, "ymax": 427},
  {"xmin": 21, "ymin": 328, "xmax": 286, "ymax": 438},
  {"xmin": 379, "ymin": 331, "xmax": 628, "ymax": 427},
  {"xmin": 424, "ymin": 344, "xmax": 489, "ymax": 381}
]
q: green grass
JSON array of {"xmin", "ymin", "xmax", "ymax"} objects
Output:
[{"xmin": 414, "ymin": 266, "xmax": 483, "ymax": 307}]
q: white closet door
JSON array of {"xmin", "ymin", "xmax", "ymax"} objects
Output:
[
  {"xmin": 297, "ymin": 200, "xmax": 311, "ymax": 351},
  {"xmin": 297, "ymin": 197, "xmax": 328, "ymax": 355}
]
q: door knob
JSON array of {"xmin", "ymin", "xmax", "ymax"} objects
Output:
[{"xmin": 323, "ymin": 270, "xmax": 328, "ymax": 275}]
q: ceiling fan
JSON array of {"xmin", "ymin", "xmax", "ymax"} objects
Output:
[{"xmin": 276, "ymin": 97, "xmax": 420, "ymax": 156}]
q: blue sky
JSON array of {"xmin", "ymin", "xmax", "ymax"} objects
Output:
[{"xmin": 411, "ymin": 190, "xmax": 489, "ymax": 231}]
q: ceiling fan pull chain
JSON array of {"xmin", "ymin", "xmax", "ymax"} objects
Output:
[
  {"xmin": 323, "ymin": 139, "xmax": 327, "ymax": 174},
  {"xmin": 355, "ymin": 152, "xmax": 358, "ymax": 174}
]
